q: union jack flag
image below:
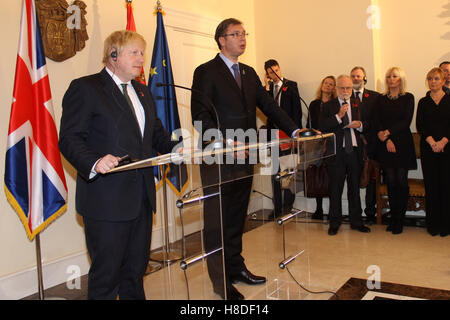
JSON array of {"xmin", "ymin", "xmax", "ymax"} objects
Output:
[{"xmin": 4, "ymin": 0, "xmax": 67, "ymax": 241}]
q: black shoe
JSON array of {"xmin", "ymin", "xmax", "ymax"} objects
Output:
[
  {"xmin": 386, "ymin": 224, "xmax": 393, "ymax": 232},
  {"xmin": 311, "ymin": 211, "xmax": 324, "ymax": 220},
  {"xmin": 365, "ymin": 216, "xmax": 377, "ymax": 226},
  {"xmin": 440, "ymin": 232, "xmax": 448, "ymax": 237},
  {"xmin": 351, "ymin": 225, "xmax": 371, "ymax": 233},
  {"xmin": 428, "ymin": 230, "xmax": 439, "ymax": 236},
  {"xmin": 328, "ymin": 226, "xmax": 339, "ymax": 236},
  {"xmin": 213, "ymin": 284, "xmax": 244, "ymax": 300},
  {"xmin": 230, "ymin": 269, "xmax": 266, "ymax": 285}
]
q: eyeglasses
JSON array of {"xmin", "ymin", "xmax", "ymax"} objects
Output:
[
  {"xmin": 222, "ymin": 32, "xmax": 249, "ymax": 38},
  {"xmin": 337, "ymin": 86, "xmax": 352, "ymax": 91}
]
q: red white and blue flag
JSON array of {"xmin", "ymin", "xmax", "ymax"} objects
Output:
[{"xmin": 4, "ymin": 0, "xmax": 67, "ymax": 241}]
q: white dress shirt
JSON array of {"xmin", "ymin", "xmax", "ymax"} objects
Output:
[
  {"xmin": 90, "ymin": 68, "xmax": 146, "ymax": 178},
  {"xmin": 335, "ymin": 97, "xmax": 362, "ymax": 148}
]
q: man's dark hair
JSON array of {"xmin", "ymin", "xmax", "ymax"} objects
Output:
[
  {"xmin": 215, "ymin": 18, "xmax": 243, "ymax": 50},
  {"xmin": 351, "ymin": 66, "xmax": 367, "ymax": 77},
  {"xmin": 439, "ymin": 61, "xmax": 450, "ymax": 68},
  {"xmin": 264, "ymin": 59, "xmax": 279, "ymax": 72}
]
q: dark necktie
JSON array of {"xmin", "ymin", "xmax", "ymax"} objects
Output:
[
  {"xmin": 354, "ymin": 91, "xmax": 361, "ymax": 104},
  {"xmin": 231, "ymin": 64, "xmax": 242, "ymax": 89},
  {"xmin": 121, "ymin": 83, "xmax": 138, "ymax": 124},
  {"xmin": 342, "ymin": 99, "xmax": 353, "ymax": 154},
  {"xmin": 274, "ymin": 83, "xmax": 281, "ymax": 105}
]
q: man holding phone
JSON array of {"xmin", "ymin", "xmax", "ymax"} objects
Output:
[{"xmin": 263, "ymin": 59, "xmax": 302, "ymax": 218}]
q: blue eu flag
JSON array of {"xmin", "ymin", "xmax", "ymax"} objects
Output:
[{"xmin": 148, "ymin": 10, "xmax": 187, "ymax": 196}]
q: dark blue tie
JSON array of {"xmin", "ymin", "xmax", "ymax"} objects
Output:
[{"xmin": 231, "ymin": 64, "xmax": 241, "ymax": 89}]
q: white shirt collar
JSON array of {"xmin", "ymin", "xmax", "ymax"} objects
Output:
[{"xmin": 105, "ymin": 67, "xmax": 131, "ymax": 89}]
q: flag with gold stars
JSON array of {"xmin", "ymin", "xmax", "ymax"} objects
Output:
[{"xmin": 148, "ymin": 8, "xmax": 187, "ymax": 195}]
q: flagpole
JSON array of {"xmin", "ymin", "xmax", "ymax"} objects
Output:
[
  {"xmin": 150, "ymin": 164, "xmax": 182, "ymax": 263},
  {"xmin": 35, "ymin": 234, "xmax": 45, "ymax": 300}
]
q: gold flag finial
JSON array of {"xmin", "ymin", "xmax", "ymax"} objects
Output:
[{"xmin": 154, "ymin": 0, "xmax": 165, "ymax": 15}]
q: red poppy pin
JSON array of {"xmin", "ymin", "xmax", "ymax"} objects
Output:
[
  {"xmin": 364, "ymin": 93, "xmax": 369, "ymax": 98},
  {"xmin": 282, "ymin": 87, "xmax": 287, "ymax": 92}
]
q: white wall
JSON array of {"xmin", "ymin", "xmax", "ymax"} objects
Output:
[{"xmin": 0, "ymin": 0, "xmax": 256, "ymax": 299}]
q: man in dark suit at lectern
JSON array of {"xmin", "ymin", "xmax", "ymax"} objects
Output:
[
  {"xmin": 264, "ymin": 59, "xmax": 303, "ymax": 217},
  {"xmin": 319, "ymin": 75, "xmax": 371, "ymax": 236},
  {"xmin": 59, "ymin": 30, "xmax": 179, "ymax": 299},
  {"xmin": 191, "ymin": 18, "xmax": 303, "ymax": 300}
]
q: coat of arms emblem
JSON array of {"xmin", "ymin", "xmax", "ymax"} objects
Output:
[{"xmin": 36, "ymin": 0, "xmax": 88, "ymax": 62}]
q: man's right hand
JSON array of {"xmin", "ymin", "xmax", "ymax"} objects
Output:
[
  {"xmin": 95, "ymin": 154, "xmax": 121, "ymax": 174},
  {"xmin": 338, "ymin": 103, "xmax": 348, "ymax": 118}
]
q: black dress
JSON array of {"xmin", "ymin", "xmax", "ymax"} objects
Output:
[
  {"xmin": 308, "ymin": 99, "xmax": 323, "ymax": 130},
  {"xmin": 373, "ymin": 93, "xmax": 417, "ymax": 170},
  {"xmin": 416, "ymin": 92, "xmax": 450, "ymax": 236}
]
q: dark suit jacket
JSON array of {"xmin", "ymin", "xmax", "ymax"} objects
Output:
[
  {"xmin": 59, "ymin": 68, "xmax": 177, "ymax": 221},
  {"xmin": 191, "ymin": 54, "xmax": 298, "ymax": 144},
  {"xmin": 352, "ymin": 89, "xmax": 380, "ymax": 157},
  {"xmin": 266, "ymin": 79, "xmax": 303, "ymax": 129},
  {"xmin": 319, "ymin": 97, "xmax": 368, "ymax": 162}
]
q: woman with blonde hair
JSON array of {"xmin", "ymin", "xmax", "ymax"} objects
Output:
[
  {"xmin": 308, "ymin": 75, "xmax": 336, "ymax": 220},
  {"xmin": 416, "ymin": 67, "xmax": 450, "ymax": 236},
  {"xmin": 373, "ymin": 67, "xmax": 416, "ymax": 234}
]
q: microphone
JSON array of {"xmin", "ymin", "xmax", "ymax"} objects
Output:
[
  {"xmin": 156, "ymin": 82, "xmax": 222, "ymax": 147},
  {"xmin": 268, "ymin": 67, "xmax": 317, "ymax": 138}
]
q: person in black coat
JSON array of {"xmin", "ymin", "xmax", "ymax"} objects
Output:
[
  {"xmin": 350, "ymin": 66, "xmax": 380, "ymax": 225},
  {"xmin": 319, "ymin": 75, "xmax": 371, "ymax": 236},
  {"xmin": 263, "ymin": 59, "xmax": 302, "ymax": 217},
  {"xmin": 416, "ymin": 67, "xmax": 450, "ymax": 237},
  {"xmin": 191, "ymin": 18, "xmax": 303, "ymax": 300},
  {"xmin": 307, "ymin": 75, "xmax": 336, "ymax": 219},
  {"xmin": 373, "ymin": 67, "xmax": 416, "ymax": 235},
  {"xmin": 59, "ymin": 30, "xmax": 180, "ymax": 299},
  {"xmin": 439, "ymin": 61, "xmax": 450, "ymax": 94}
]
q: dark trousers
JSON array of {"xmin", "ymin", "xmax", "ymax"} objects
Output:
[
  {"xmin": 421, "ymin": 150, "xmax": 450, "ymax": 235},
  {"xmin": 364, "ymin": 178, "xmax": 376, "ymax": 217},
  {"xmin": 83, "ymin": 186, "xmax": 152, "ymax": 300},
  {"xmin": 327, "ymin": 148, "xmax": 363, "ymax": 228},
  {"xmin": 384, "ymin": 167, "xmax": 409, "ymax": 228},
  {"xmin": 200, "ymin": 163, "xmax": 253, "ymax": 292}
]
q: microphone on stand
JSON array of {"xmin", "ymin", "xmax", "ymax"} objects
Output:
[
  {"xmin": 156, "ymin": 82, "xmax": 223, "ymax": 149},
  {"xmin": 268, "ymin": 67, "xmax": 317, "ymax": 138}
]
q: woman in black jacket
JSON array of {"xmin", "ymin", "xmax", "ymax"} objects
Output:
[
  {"xmin": 308, "ymin": 76, "xmax": 336, "ymax": 220},
  {"xmin": 373, "ymin": 67, "xmax": 416, "ymax": 234},
  {"xmin": 416, "ymin": 67, "xmax": 450, "ymax": 237}
]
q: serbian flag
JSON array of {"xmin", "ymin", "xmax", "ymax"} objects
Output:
[
  {"xmin": 4, "ymin": 0, "xmax": 67, "ymax": 241},
  {"xmin": 126, "ymin": 0, "xmax": 146, "ymax": 85}
]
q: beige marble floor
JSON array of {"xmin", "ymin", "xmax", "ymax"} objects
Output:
[{"xmin": 143, "ymin": 218, "xmax": 450, "ymax": 300}]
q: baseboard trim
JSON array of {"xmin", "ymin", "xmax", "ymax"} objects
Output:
[{"xmin": 0, "ymin": 251, "xmax": 90, "ymax": 300}]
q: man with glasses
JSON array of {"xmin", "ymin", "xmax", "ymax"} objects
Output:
[
  {"xmin": 320, "ymin": 75, "xmax": 371, "ymax": 236},
  {"xmin": 191, "ymin": 18, "xmax": 302, "ymax": 300}
]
